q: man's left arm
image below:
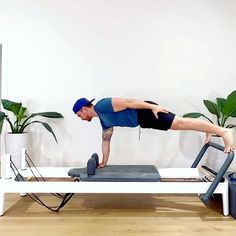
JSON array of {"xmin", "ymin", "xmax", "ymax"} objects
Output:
[{"xmin": 99, "ymin": 127, "xmax": 113, "ymax": 168}]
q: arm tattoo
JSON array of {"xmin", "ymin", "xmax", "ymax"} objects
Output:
[{"xmin": 102, "ymin": 128, "xmax": 113, "ymax": 141}]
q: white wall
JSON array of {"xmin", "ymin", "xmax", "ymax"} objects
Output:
[{"xmin": 0, "ymin": 0, "xmax": 236, "ymax": 169}]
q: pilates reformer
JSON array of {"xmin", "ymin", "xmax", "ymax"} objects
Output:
[{"xmin": 0, "ymin": 141, "xmax": 234, "ymax": 216}]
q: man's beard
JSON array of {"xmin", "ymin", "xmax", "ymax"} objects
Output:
[{"xmin": 86, "ymin": 117, "xmax": 92, "ymax": 122}]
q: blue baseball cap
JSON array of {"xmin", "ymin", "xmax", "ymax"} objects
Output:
[{"xmin": 73, "ymin": 98, "xmax": 95, "ymax": 114}]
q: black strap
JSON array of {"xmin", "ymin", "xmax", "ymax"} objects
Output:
[{"xmin": 10, "ymin": 154, "xmax": 75, "ymax": 212}]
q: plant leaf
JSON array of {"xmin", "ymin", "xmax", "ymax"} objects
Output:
[
  {"xmin": 226, "ymin": 124, "xmax": 236, "ymax": 128},
  {"xmin": 30, "ymin": 112, "xmax": 64, "ymax": 118},
  {"xmin": 183, "ymin": 112, "xmax": 203, "ymax": 118},
  {"xmin": 23, "ymin": 120, "xmax": 58, "ymax": 143},
  {"xmin": 18, "ymin": 106, "xmax": 27, "ymax": 117},
  {"xmin": 0, "ymin": 111, "xmax": 6, "ymax": 121},
  {"xmin": 183, "ymin": 112, "xmax": 214, "ymax": 123},
  {"xmin": 203, "ymin": 100, "xmax": 221, "ymax": 118},
  {"xmin": 41, "ymin": 122, "xmax": 58, "ymax": 143},
  {"xmin": 0, "ymin": 120, "xmax": 3, "ymax": 132},
  {"xmin": 0, "ymin": 120, "xmax": 3, "ymax": 133},
  {"xmin": 1, "ymin": 99, "xmax": 22, "ymax": 116},
  {"xmin": 0, "ymin": 112, "xmax": 5, "ymax": 133},
  {"xmin": 1, "ymin": 99, "xmax": 15, "ymax": 110},
  {"xmin": 21, "ymin": 115, "xmax": 28, "ymax": 119},
  {"xmin": 11, "ymin": 103, "xmax": 22, "ymax": 116},
  {"xmin": 222, "ymin": 90, "xmax": 236, "ymax": 117},
  {"xmin": 230, "ymin": 108, "xmax": 236, "ymax": 117},
  {"xmin": 216, "ymin": 98, "xmax": 226, "ymax": 113}
]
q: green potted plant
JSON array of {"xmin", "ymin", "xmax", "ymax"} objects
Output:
[
  {"xmin": 0, "ymin": 99, "xmax": 64, "ymax": 168},
  {"xmin": 183, "ymin": 90, "xmax": 236, "ymax": 171},
  {"xmin": 0, "ymin": 99, "xmax": 63, "ymax": 141},
  {"xmin": 183, "ymin": 90, "xmax": 236, "ymax": 128}
]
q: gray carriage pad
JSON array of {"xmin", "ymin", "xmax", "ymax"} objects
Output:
[{"xmin": 68, "ymin": 165, "xmax": 161, "ymax": 182}]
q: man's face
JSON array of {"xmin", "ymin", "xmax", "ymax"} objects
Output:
[{"xmin": 76, "ymin": 107, "xmax": 92, "ymax": 121}]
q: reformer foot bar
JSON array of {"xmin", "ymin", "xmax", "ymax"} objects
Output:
[{"xmin": 0, "ymin": 142, "xmax": 234, "ymax": 216}]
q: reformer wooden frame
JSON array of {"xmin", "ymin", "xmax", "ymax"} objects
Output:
[{"xmin": 0, "ymin": 142, "xmax": 234, "ymax": 216}]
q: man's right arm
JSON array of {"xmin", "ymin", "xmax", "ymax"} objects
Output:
[
  {"xmin": 99, "ymin": 127, "xmax": 113, "ymax": 168},
  {"xmin": 111, "ymin": 98, "xmax": 168, "ymax": 118}
]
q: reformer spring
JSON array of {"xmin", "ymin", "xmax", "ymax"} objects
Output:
[{"xmin": 10, "ymin": 153, "xmax": 76, "ymax": 212}]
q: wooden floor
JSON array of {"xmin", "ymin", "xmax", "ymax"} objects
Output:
[{"xmin": 0, "ymin": 193, "xmax": 235, "ymax": 236}]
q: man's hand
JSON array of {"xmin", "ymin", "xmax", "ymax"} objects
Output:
[{"xmin": 152, "ymin": 105, "xmax": 169, "ymax": 118}]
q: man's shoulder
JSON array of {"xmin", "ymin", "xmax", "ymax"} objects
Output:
[
  {"xmin": 96, "ymin": 97, "xmax": 111, "ymax": 103},
  {"xmin": 95, "ymin": 97, "xmax": 112, "ymax": 107},
  {"xmin": 94, "ymin": 97, "xmax": 114, "ymax": 113}
]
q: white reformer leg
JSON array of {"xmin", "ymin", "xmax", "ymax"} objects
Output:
[
  {"xmin": 0, "ymin": 154, "xmax": 11, "ymax": 216},
  {"xmin": 20, "ymin": 148, "xmax": 27, "ymax": 197},
  {"xmin": 0, "ymin": 154, "xmax": 10, "ymax": 216},
  {"xmin": 0, "ymin": 192, "xmax": 5, "ymax": 216},
  {"xmin": 222, "ymin": 183, "xmax": 229, "ymax": 216}
]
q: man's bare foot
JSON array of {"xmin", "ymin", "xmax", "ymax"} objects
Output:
[
  {"xmin": 222, "ymin": 128, "xmax": 234, "ymax": 153},
  {"xmin": 205, "ymin": 133, "xmax": 212, "ymax": 144}
]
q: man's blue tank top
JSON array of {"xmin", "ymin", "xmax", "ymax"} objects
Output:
[{"xmin": 94, "ymin": 98, "xmax": 139, "ymax": 130}]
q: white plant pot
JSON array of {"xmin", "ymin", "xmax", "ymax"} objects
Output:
[{"xmin": 5, "ymin": 133, "xmax": 29, "ymax": 169}]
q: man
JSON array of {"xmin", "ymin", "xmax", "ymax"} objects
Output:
[{"xmin": 73, "ymin": 97, "xmax": 234, "ymax": 168}]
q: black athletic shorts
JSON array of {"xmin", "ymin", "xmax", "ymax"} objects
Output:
[{"xmin": 137, "ymin": 101, "xmax": 176, "ymax": 131}]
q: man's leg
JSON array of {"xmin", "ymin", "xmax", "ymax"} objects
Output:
[{"xmin": 170, "ymin": 116, "xmax": 234, "ymax": 153}]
